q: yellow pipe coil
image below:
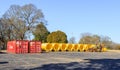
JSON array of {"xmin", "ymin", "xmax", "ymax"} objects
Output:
[
  {"xmin": 78, "ymin": 44, "xmax": 84, "ymax": 52},
  {"xmin": 66, "ymin": 44, "xmax": 74, "ymax": 51},
  {"xmin": 60, "ymin": 43, "xmax": 67, "ymax": 51},
  {"xmin": 73, "ymin": 44, "xmax": 79, "ymax": 51},
  {"xmin": 41, "ymin": 43, "xmax": 107, "ymax": 52},
  {"xmin": 52, "ymin": 43, "xmax": 59, "ymax": 51},
  {"xmin": 41, "ymin": 43, "xmax": 53, "ymax": 52}
]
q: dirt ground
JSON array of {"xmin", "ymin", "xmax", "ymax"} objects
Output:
[{"xmin": 0, "ymin": 50, "xmax": 120, "ymax": 70}]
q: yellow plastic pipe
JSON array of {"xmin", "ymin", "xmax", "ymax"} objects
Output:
[
  {"xmin": 73, "ymin": 44, "xmax": 79, "ymax": 51},
  {"xmin": 41, "ymin": 43, "xmax": 48, "ymax": 51},
  {"xmin": 52, "ymin": 43, "xmax": 59, "ymax": 51},
  {"xmin": 90, "ymin": 44, "xmax": 96, "ymax": 48},
  {"xmin": 67, "ymin": 44, "xmax": 73, "ymax": 51},
  {"xmin": 41, "ymin": 43, "xmax": 53, "ymax": 52},
  {"xmin": 82, "ymin": 44, "xmax": 88, "ymax": 52},
  {"xmin": 102, "ymin": 47, "xmax": 107, "ymax": 52},
  {"xmin": 86, "ymin": 44, "xmax": 92, "ymax": 51},
  {"xmin": 60, "ymin": 43, "xmax": 67, "ymax": 51},
  {"xmin": 78, "ymin": 44, "xmax": 84, "ymax": 52},
  {"xmin": 42, "ymin": 43, "xmax": 106, "ymax": 52}
]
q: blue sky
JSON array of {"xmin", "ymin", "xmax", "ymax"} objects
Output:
[{"xmin": 0, "ymin": 0, "xmax": 120, "ymax": 43}]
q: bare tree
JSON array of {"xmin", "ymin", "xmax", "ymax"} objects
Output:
[
  {"xmin": 92, "ymin": 35, "xmax": 101, "ymax": 44},
  {"xmin": 100, "ymin": 36, "xmax": 113, "ymax": 49},
  {"xmin": 2, "ymin": 4, "xmax": 45, "ymax": 40},
  {"xmin": 0, "ymin": 4, "xmax": 45, "ymax": 49},
  {"xmin": 79, "ymin": 33, "xmax": 114, "ymax": 49},
  {"xmin": 0, "ymin": 19, "xmax": 8, "ymax": 49},
  {"xmin": 79, "ymin": 33, "xmax": 93, "ymax": 44},
  {"xmin": 69, "ymin": 37, "xmax": 76, "ymax": 44}
]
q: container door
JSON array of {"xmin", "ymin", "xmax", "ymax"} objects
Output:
[
  {"xmin": 21, "ymin": 41, "xmax": 28, "ymax": 53},
  {"xmin": 30, "ymin": 42, "xmax": 36, "ymax": 53},
  {"xmin": 36, "ymin": 41, "xmax": 41, "ymax": 53}
]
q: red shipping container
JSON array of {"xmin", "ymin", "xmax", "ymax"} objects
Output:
[
  {"xmin": 29, "ymin": 41, "xmax": 41, "ymax": 53},
  {"xmin": 7, "ymin": 40, "xmax": 29, "ymax": 54}
]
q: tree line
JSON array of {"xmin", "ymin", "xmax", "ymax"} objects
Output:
[{"xmin": 0, "ymin": 4, "xmax": 120, "ymax": 50}]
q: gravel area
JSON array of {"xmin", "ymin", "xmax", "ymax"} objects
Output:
[{"xmin": 0, "ymin": 51, "xmax": 120, "ymax": 70}]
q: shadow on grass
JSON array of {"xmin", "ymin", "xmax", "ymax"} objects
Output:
[{"xmin": 16, "ymin": 59, "xmax": 120, "ymax": 70}]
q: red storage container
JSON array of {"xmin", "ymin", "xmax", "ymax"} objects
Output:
[
  {"xmin": 29, "ymin": 41, "xmax": 41, "ymax": 53},
  {"xmin": 7, "ymin": 40, "xmax": 29, "ymax": 54}
]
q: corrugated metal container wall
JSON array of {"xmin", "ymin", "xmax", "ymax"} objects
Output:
[
  {"xmin": 29, "ymin": 41, "xmax": 41, "ymax": 53},
  {"xmin": 7, "ymin": 41, "xmax": 15, "ymax": 53},
  {"xmin": 7, "ymin": 40, "xmax": 29, "ymax": 54}
]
